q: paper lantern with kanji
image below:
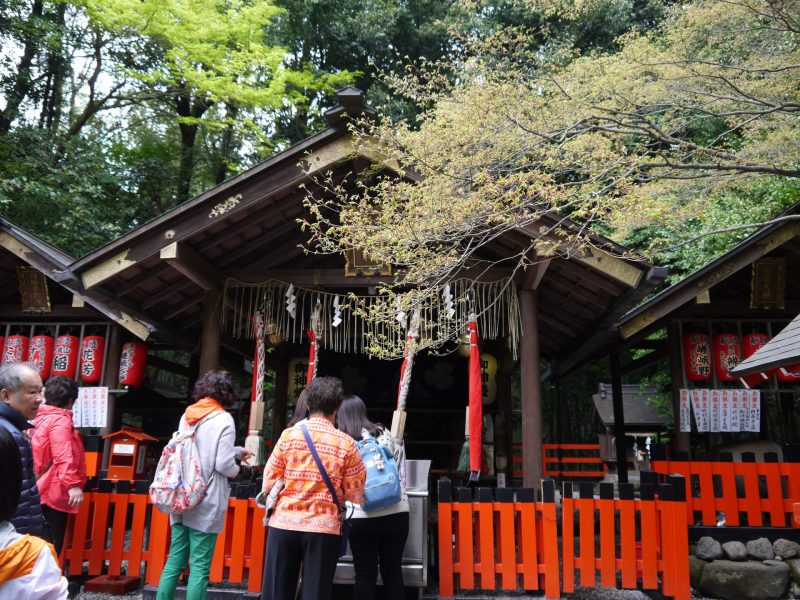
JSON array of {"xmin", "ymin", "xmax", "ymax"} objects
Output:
[
  {"xmin": 51, "ymin": 335, "xmax": 80, "ymax": 379},
  {"xmin": 714, "ymin": 333, "xmax": 741, "ymax": 382},
  {"xmin": 777, "ymin": 363, "xmax": 800, "ymax": 382},
  {"xmin": 683, "ymin": 333, "xmax": 712, "ymax": 381},
  {"xmin": 119, "ymin": 341, "xmax": 147, "ymax": 387},
  {"xmin": 3, "ymin": 335, "xmax": 29, "ymax": 364},
  {"xmin": 740, "ymin": 333, "xmax": 770, "ymax": 388},
  {"xmin": 29, "ymin": 335, "xmax": 54, "ymax": 380},
  {"xmin": 80, "ymin": 335, "xmax": 106, "ymax": 384}
]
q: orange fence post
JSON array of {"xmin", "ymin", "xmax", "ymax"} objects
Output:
[
  {"xmin": 738, "ymin": 453, "xmax": 763, "ymax": 526},
  {"xmin": 658, "ymin": 483, "xmax": 677, "ymax": 598},
  {"xmin": 437, "ymin": 479, "xmax": 455, "ymax": 597},
  {"xmin": 88, "ymin": 483, "xmax": 112, "ymax": 575},
  {"xmin": 598, "ymin": 483, "xmax": 616, "ymax": 589},
  {"xmin": 618, "ymin": 483, "xmax": 637, "ymax": 589},
  {"xmin": 454, "ymin": 487, "xmax": 475, "ymax": 590},
  {"xmin": 577, "ymin": 482, "xmax": 595, "ymax": 588},
  {"xmin": 762, "ymin": 453, "xmax": 785, "ymax": 526},
  {"xmin": 475, "ymin": 488, "xmax": 496, "ymax": 590},
  {"xmin": 693, "ymin": 457, "xmax": 716, "ymax": 525},
  {"xmin": 639, "ymin": 483, "xmax": 659, "ymax": 589},
  {"xmin": 667, "ymin": 475, "xmax": 691, "ymax": 600},
  {"xmin": 209, "ymin": 507, "xmax": 228, "ymax": 583},
  {"xmin": 107, "ymin": 487, "xmax": 129, "ymax": 576},
  {"xmin": 495, "ymin": 488, "xmax": 516, "ymax": 590},
  {"xmin": 127, "ymin": 489, "xmax": 149, "ymax": 577},
  {"xmin": 248, "ymin": 501, "xmax": 267, "ymax": 593},
  {"xmin": 715, "ymin": 453, "xmax": 740, "ymax": 526},
  {"xmin": 145, "ymin": 507, "xmax": 171, "ymax": 586},
  {"xmin": 516, "ymin": 488, "xmax": 538, "ymax": 591},
  {"xmin": 561, "ymin": 482, "xmax": 575, "ymax": 594},
  {"xmin": 65, "ymin": 489, "xmax": 92, "ymax": 576},
  {"xmin": 228, "ymin": 497, "xmax": 250, "ymax": 582},
  {"xmin": 540, "ymin": 480, "xmax": 560, "ymax": 600}
]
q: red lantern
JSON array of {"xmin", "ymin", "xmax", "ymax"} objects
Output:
[
  {"xmin": 29, "ymin": 335, "xmax": 54, "ymax": 380},
  {"xmin": 3, "ymin": 335, "xmax": 29, "ymax": 364},
  {"xmin": 777, "ymin": 363, "xmax": 800, "ymax": 382},
  {"xmin": 740, "ymin": 333, "xmax": 770, "ymax": 388},
  {"xmin": 52, "ymin": 335, "xmax": 80, "ymax": 379},
  {"xmin": 119, "ymin": 341, "xmax": 147, "ymax": 387},
  {"xmin": 80, "ymin": 335, "xmax": 106, "ymax": 384},
  {"xmin": 683, "ymin": 333, "xmax": 711, "ymax": 381},
  {"xmin": 714, "ymin": 334, "xmax": 741, "ymax": 382}
]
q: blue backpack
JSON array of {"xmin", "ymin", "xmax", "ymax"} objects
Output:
[{"xmin": 357, "ymin": 434, "xmax": 402, "ymax": 512}]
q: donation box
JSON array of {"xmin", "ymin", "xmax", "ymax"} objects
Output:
[{"xmin": 103, "ymin": 427, "xmax": 157, "ymax": 481}]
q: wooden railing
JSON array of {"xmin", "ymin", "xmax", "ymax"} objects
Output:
[
  {"xmin": 62, "ymin": 481, "xmax": 266, "ymax": 592},
  {"xmin": 512, "ymin": 443, "xmax": 606, "ymax": 479},
  {"xmin": 649, "ymin": 445, "xmax": 800, "ymax": 528},
  {"xmin": 437, "ymin": 477, "xmax": 690, "ymax": 600}
]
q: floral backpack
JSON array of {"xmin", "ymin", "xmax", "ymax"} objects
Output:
[{"xmin": 149, "ymin": 412, "xmax": 219, "ymax": 514}]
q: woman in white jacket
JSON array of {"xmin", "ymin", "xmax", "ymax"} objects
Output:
[
  {"xmin": 0, "ymin": 426, "xmax": 67, "ymax": 599},
  {"xmin": 156, "ymin": 371, "xmax": 250, "ymax": 600},
  {"xmin": 337, "ymin": 395, "xmax": 409, "ymax": 600}
]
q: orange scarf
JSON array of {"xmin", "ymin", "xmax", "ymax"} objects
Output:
[{"xmin": 185, "ymin": 397, "xmax": 224, "ymax": 425}]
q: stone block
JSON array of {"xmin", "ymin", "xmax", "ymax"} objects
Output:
[
  {"xmin": 700, "ymin": 559, "xmax": 789, "ymax": 600},
  {"xmin": 722, "ymin": 541, "xmax": 747, "ymax": 561},
  {"xmin": 696, "ymin": 536, "xmax": 723, "ymax": 561},
  {"xmin": 747, "ymin": 537, "xmax": 775, "ymax": 561},
  {"xmin": 774, "ymin": 538, "xmax": 800, "ymax": 560}
]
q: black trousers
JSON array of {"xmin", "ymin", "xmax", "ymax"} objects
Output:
[
  {"xmin": 349, "ymin": 511, "xmax": 409, "ymax": 600},
  {"xmin": 261, "ymin": 526, "xmax": 340, "ymax": 600},
  {"xmin": 42, "ymin": 504, "xmax": 69, "ymax": 557}
]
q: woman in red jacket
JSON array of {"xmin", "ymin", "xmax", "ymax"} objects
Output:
[{"xmin": 30, "ymin": 376, "xmax": 86, "ymax": 556}]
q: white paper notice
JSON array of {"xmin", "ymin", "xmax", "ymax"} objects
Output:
[
  {"xmin": 72, "ymin": 393, "xmax": 82, "ymax": 428},
  {"xmin": 77, "ymin": 387, "xmax": 109, "ymax": 428},
  {"xmin": 709, "ymin": 390, "xmax": 721, "ymax": 432},
  {"xmin": 719, "ymin": 390, "xmax": 732, "ymax": 432},
  {"xmin": 691, "ymin": 390, "xmax": 706, "ymax": 432},
  {"xmin": 730, "ymin": 389, "xmax": 740, "ymax": 432},
  {"xmin": 679, "ymin": 389, "xmax": 692, "ymax": 432},
  {"xmin": 747, "ymin": 390, "xmax": 761, "ymax": 432}
]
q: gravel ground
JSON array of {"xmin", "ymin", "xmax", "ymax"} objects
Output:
[{"xmin": 73, "ymin": 586, "xmax": 695, "ymax": 599}]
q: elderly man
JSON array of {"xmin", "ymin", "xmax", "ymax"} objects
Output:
[{"xmin": 0, "ymin": 362, "xmax": 46, "ymax": 536}]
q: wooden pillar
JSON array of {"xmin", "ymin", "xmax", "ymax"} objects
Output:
[
  {"xmin": 198, "ymin": 289, "xmax": 221, "ymax": 374},
  {"xmin": 668, "ymin": 322, "xmax": 690, "ymax": 452},
  {"xmin": 610, "ymin": 350, "xmax": 628, "ymax": 484},
  {"xmin": 518, "ymin": 287, "xmax": 542, "ymax": 488},
  {"xmin": 497, "ymin": 347, "xmax": 514, "ymax": 483},
  {"xmin": 100, "ymin": 324, "xmax": 124, "ymax": 467},
  {"xmin": 271, "ymin": 346, "xmax": 290, "ymax": 442}
]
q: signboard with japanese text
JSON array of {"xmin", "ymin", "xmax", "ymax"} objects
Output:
[
  {"xmin": 73, "ymin": 387, "xmax": 109, "ymax": 429},
  {"xmin": 681, "ymin": 388, "xmax": 759, "ymax": 433}
]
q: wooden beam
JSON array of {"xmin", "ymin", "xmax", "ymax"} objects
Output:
[
  {"xmin": 82, "ymin": 249, "xmax": 137, "ymax": 288},
  {"xmin": 199, "ymin": 290, "xmax": 222, "ymax": 373},
  {"xmin": 140, "ymin": 280, "xmax": 195, "ymax": 310},
  {"xmin": 164, "ymin": 296, "xmax": 204, "ymax": 320},
  {"xmin": 0, "ymin": 305, "xmax": 100, "ymax": 319},
  {"xmin": 160, "ymin": 241, "xmax": 222, "ymax": 291},
  {"xmin": 576, "ymin": 247, "xmax": 644, "ymax": 288},
  {"xmin": 116, "ymin": 266, "xmax": 172, "ymax": 297},
  {"xmin": 518, "ymin": 285, "xmax": 543, "ymax": 488},
  {"xmin": 218, "ymin": 218, "xmax": 302, "ymax": 268},
  {"xmin": 520, "ymin": 259, "xmax": 551, "ymax": 290}
]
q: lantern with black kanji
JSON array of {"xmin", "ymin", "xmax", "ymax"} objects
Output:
[
  {"xmin": 119, "ymin": 341, "xmax": 147, "ymax": 388},
  {"xmin": 3, "ymin": 334, "xmax": 29, "ymax": 364},
  {"xmin": 683, "ymin": 332, "xmax": 712, "ymax": 381},
  {"xmin": 714, "ymin": 333, "xmax": 741, "ymax": 382},
  {"xmin": 740, "ymin": 333, "xmax": 770, "ymax": 388},
  {"xmin": 777, "ymin": 363, "xmax": 800, "ymax": 382},
  {"xmin": 80, "ymin": 335, "xmax": 106, "ymax": 384},
  {"xmin": 29, "ymin": 334, "xmax": 54, "ymax": 380},
  {"xmin": 51, "ymin": 335, "xmax": 80, "ymax": 379}
]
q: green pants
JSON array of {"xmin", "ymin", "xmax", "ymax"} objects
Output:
[{"xmin": 156, "ymin": 523, "xmax": 218, "ymax": 600}]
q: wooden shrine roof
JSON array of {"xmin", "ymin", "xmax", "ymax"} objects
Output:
[
  {"xmin": 617, "ymin": 203, "xmax": 800, "ymax": 343},
  {"xmin": 731, "ymin": 312, "xmax": 800, "ymax": 375},
  {"xmin": 56, "ymin": 88, "xmax": 665, "ymax": 372}
]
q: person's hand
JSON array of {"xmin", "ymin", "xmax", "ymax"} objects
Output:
[
  {"xmin": 67, "ymin": 487, "xmax": 84, "ymax": 508},
  {"xmin": 239, "ymin": 449, "xmax": 254, "ymax": 463}
]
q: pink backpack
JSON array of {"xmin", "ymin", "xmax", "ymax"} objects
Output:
[{"xmin": 149, "ymin": 413, "xmax": 219, "ymax": 514}]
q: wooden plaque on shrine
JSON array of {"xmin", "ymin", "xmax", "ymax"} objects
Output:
[
  {"xmin": 750, "ymin": 258, "xmax": 785, "ymax": 309},
  {"xmin": 16, "ymin": 267, "xmax": 51, "ymax": 314},
  {"xmin": 344, "ymin": 248, "xmax": 391, "ymax": 277}
]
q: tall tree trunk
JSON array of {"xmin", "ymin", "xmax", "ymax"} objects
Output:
[
  {"xmin": 175, "ymin": 93, "xmax": 211, "ymax": 203},
  {"xmin": 0, "ymin": 0, "xmax": 44, "ymax": 135},
  {"xmin": 214, "ymin": 104, "xmax": 239, "ymax": 184},
  {"xmin": 39, "ymin": 3, "xmax": 67, "ymax": 131}
]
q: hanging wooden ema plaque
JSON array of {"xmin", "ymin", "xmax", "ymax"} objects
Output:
[
  {"xmin": 16, "ymin": 267, "xmax": 51, "ymax": 314},
  {"xmin": 750, "ymin": 257, "xmax": 785, "ymax": 309}
]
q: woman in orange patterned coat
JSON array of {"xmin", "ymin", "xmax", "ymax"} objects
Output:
[{"xmin": 260, "ymin": 376, "xmax": 365, "ymax": 600}]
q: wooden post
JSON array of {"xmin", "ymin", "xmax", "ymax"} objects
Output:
[
  {"xmin": 610, "ymin": 350, "xmax": 628, "ymax": 484},
  {"xmin": 100, "ymin": 324, "xmax": 124, "ymax": 467},
  {"xmin": 198, "ymin": 289, "xmax": 221, "ymax": 374},
  {"xmin": 271, "ymin": 347, "xmax": 289, "ymax": 441},
  {"xmin": 518, "ymin": 286, "xmax": 542, "ymax": 488},
  {"xmin": 668, "ymin": 322, "xmax": 690, "ymax": 453}
]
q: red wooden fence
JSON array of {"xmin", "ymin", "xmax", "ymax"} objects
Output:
[
  {"xmin": 512, "ymin": 443, "xmax": 606, "ymax": 479},
  {"xmin": 62, "ymin": 482, "xmax": 266, "ymax": 592},
  {"xmin": 649, "ymin": 446, "xmax": 800, "ymax": 528},
  {"xmin": 437, "ymin": 477, "xmax": 690, "ymax": 600}
]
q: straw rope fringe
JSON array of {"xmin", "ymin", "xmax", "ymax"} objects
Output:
[{"xmin": 221, "ymin": 278, "xmax": 520, "ymax": 359}]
